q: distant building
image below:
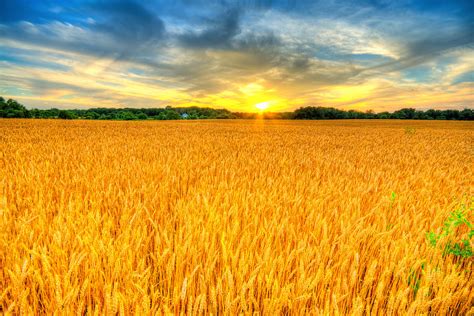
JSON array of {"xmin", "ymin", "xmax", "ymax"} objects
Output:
[{"xmin": 181, "ymin": 113, "xmax": 189, "ymax": 119}]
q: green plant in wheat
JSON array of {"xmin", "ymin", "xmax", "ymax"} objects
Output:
[
  {"xmin": 408, "ymin": 262, "xmax": 425, "ymax": 298},
  {"xmin": 404, "ymin": 126, "xmax": 416, "ymax": 136},
  {"xmin": 386, "ymin": 192, "xmax": 397, "ymax": 231},
  {"xmin": 412, "ymin": 201, "xmax": 473, "ymax": 298},
  {"xmin": 426, "ymin": 201, "xmax": 473, "ymax": 260}
]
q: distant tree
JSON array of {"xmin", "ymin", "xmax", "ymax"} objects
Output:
[
  {"xmin": 443, "ymin": 110, "xmax": 459, "ymax": 120},
  {"xmin": 459, "ymin": 109, "xmax": 474, "ymax": 120},
  {"xmin": 98, "ymin": 114, "xmax": 110, "ymax": 120},
  {"xmin": 43, "ymin": 108, "xmax": 60, "ymax": 118},
  {"xmin": 29, "ymin": 109, "xmax": 41, "ymax": 118},
  {"xmin": 295, "ymin": 107, "xmax": 359, "ymax": 119},
  {"xmin": 365, "ymin": 110, "xmax": 376, "ymax": 119},
  {"xmin": 84, "ymin": 111, "xmax": 100, "ymax": 119},
  {"xmin": 392, "ymin": 108, "xmax": 416, "ymax": 119},
  {"xmin": 137, "ymin": 112, "xmax": 148, "ymax": 120},
  {"xmin": 0, "ymin": 98, "xmax": 31, "ymax": 118},
  {"xmin": 414, "ymin": 110, "xmax": 428, "ymax": 119},
  {"xmin": 424, "ymin": 109, "xmax": 439, "ymax": 120},
  {"xmin": 116, "ymin": 111, "xmax": 138, "ymax": 120},
  {"xmin": 1, "ymin": 96, "xmax": 472, "ymax": 121},
  {"xmin": 156, "ymin": 109, "xmax": 181, "ymax": 120},
  {"xmin": 378, "ymin": 112, "xmax": 391, "ymax": 119},
  {"xmin": 58, "ymin": 110, "xmax": 77, "ymax": 119}
]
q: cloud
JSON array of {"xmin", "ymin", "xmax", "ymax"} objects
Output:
[
  {"xmin": 178, "ymin": 8, "xmax": 241, "ymax": 49},
  {"xmin": 90, "ymin": 0, "xmax": 165, "ymax": 48},
  {"xmin": 360, "ymin": 23, "xmax": 474, "ymax": 77},
  {"xmin": 405, "ymin": 24, "xmax": 473, "ymax": 58},
  {"xmin": 0, "ymin": 0, "xmax": 473, "ymax": 111},
  {"xmin": 0, "ymin": 0, "xmax": 166, "ymax": 63}
]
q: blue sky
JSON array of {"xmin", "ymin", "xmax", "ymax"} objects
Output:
[{"xmin": 0, "ymin": 0, "xmax": 473, "ymax": 111}]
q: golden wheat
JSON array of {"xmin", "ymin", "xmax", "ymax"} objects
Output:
[{"xmin": 1, "ymin": 119, "xmax": 473, "ymax": 314}]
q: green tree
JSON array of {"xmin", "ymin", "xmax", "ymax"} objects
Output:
[
  {"xmin": 157, "ymin": 109, "xmax": 181, "ymax": 120},
  {"xmin": 137, "ymin": 112, "xmax": 148, "ymax": 120},
  {"xmin": 0, "ymin": 97, "xmax": 30, "ymax": 118},
  {"xmin": 58, "ymin": 110, "xmax": 77, "ymax": 119}
]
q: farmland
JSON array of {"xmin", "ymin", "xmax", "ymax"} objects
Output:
[{"xmin": 1, "ymin": 119, "xmax": 473, "ymax": 314}]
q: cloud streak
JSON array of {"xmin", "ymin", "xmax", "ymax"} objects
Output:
[{"xmin": 0, "ymin": 0, "xmax": 472, "ymax": 111}]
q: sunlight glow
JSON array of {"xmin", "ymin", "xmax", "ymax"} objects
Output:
[{"xmin": 255, "ymin": 101, "xmax": 270, "ymax": 111}]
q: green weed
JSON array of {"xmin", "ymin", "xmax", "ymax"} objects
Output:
[
  {"xmin": 426, "ymin": 202, "xmax": 473, "ymax": 259},
  {"xmin": 408, "ymin": 263, "xmax": 425, "ymax": 297}
]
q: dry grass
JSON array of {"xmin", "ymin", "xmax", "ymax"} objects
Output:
[{"xmin": 1, "ymin": 119, "xmax": 473, "ymax": 315}]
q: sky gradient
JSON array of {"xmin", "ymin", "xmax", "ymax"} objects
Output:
[{"xmin": 0, "ymin": 0, "xmax": 473, "ymax": 112}]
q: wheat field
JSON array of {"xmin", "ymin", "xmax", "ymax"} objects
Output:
[{"xmin": 0, "ymin": 119, "xmax": 473, "ymax": 315}]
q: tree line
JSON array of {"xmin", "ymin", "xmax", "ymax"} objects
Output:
[
  {"xmin": 1, "ymin": 96, "xmax": 473, "ymax": 120},
  {"xmin": 292, "ymin": 106, "xmax": 474, "ymax": 120}
]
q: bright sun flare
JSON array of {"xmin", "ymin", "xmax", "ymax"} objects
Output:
[{"xmin": 255, "ymin": 101, "xmax": 269, "ymax": 111}]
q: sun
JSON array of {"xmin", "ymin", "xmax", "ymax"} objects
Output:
[{"xmin": 255, "ymin": 101, "xmax": 269, "ymax": 111}]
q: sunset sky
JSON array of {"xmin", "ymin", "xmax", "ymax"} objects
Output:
[{"xmin": 1, "ymin": 0, "xmax": 473, "ymax": 112}]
